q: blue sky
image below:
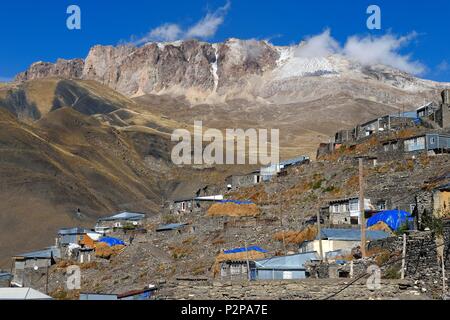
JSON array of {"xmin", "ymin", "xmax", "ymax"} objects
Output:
[{"xmin": 0, "ymin": 0, "xmax": 449, "ymax": 81}]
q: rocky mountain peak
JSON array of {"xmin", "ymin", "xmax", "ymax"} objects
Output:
[{"xmin": 14, "ymin": 39, "xmax": 449, "ymax": 106}]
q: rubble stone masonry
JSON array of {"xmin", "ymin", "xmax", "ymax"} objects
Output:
[{"xmin": 158, "ymin": 278, "xmax": 427, "ymax": 300}]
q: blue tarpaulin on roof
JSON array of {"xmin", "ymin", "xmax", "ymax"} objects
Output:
[
  {"xmin": 99, "ymin": 237, "xmax": 125, "ymax": 247},
  {"xmin": 224, "ymin": 246, "xmax": 267, "ymax": 254},
  {"xmin": 219, "ymin": 200, "xmax": 254, "ymax": 205},
  {"xmin": 413, "ymin": 118, "xmax": 422, "ymax": 125},
  {"xmin": 367, "ymin": 210, "xmax": 414, "ymax": 231}
]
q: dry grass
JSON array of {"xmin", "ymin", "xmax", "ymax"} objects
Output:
[
  {"xmin": 396, "ymin": 128, "xmax": 418, "ymax": 139},
  {"xmin": 366, "ymin": 247, "xmax": 399, "ymax": 266},
  {"xmin": 228, "ymin": 186, "xmax": 270, "ymax": 205},
  {"xmin": 169, "ymin": 244, "xmax": 193, "ymax": 259},
  {"xmin": 368, "ymin": 221, "xmax": 393, "ymax": 234},
  {"xmin": 345, "ymin": 175, "xmax": 359, "ymax": 190},
  {"xmin": 418, "ymin": 154, "xmax": 430, "ymax": 167},
  {"xmin": 94, "ymin": 242, "xmax": 125, "ymax": 259},
  {"xmin": 396, "ymin": 159, "xmax": 415, "ymax": 172},
  {"xmin": 207, "ymin": 202, "xmax": 261, "ymax": 217},
  {"xmin": 79, "ymin": 261, "xmax": 98, "ymax": 270},
  {"xmin": 272, "ymin": 225, "xmax": 318, "ymax": 244},
  {"xmin": 212, "ymin": 237, "xmax": 225, "ymax": 245}
]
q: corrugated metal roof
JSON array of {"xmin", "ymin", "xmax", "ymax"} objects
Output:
[
  {"xmin": 328, "ymin": 196, "xmax": 359, "ymax": 204},
  {"xmin": 318, "ymin": 228, "xmax": 390, "ymax": 241},
  {"xmin": 79, "ymin": 293, "xmax": 118, "ymax": 300},
  {"xmin": 14, "ymin": 247, "xmax": 61, "ymax": 260},
  {"xmin": 0, "ymin": 288, "xmax": 52, "ymax": 300},
  {"xmin": 98, "ymin": 212, "xmax": 145, "ymax": 222},
  {"xmin": 280, "ymin": 155, "xmax": 309, "ymax": 167},
  {"xmin": 156, "ymin": 223, "xmax": 189, "ymax": 232},
  {"xmin": 390, "ymin": 111, "xmax": 418, "ymax": 119},
  {"xmin": 254, "ymin": 252, "xmax": 319, "ymax": 270},
  {"xmin": 58, "ymin": 227, "xmax": 91, "ymax": 235}
]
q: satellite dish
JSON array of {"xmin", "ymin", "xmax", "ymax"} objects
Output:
[{"xmin": 33, "ymin": 266, "xmax": 39, "ymax": 271}]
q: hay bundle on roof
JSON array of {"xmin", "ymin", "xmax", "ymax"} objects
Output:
[
  {"xmin": 367, "ymin": 221, "xmax": 394, "ymax": 234},
  {"xmin": 94, "ymin": 242, "xmax": 125, "ymax": 259},
  {"xmin": 272, "ymin": 225, "xmax": 318, "ymax": 244},
  {"xmin": 207, "ymin": 202, "xmax": 261, "ymax": 217}
]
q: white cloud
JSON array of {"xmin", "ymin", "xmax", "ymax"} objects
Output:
[
  {"xmin": 343, "ymin": 32, "xmax": 425, "ymax": 75},
  {"xmin": 291, "ymin": 30, "xmax": 425, "ymax": 75},
  {"xmin": 133, "ymin": 24, "xmax": 183, "ymax": 45},
  {"xmin": 186, "ymin": 1, "xmax": 230, "ymax": 39},
  {"xmin": 295, "ymin": 29, "xmax": 339, "ymax": 58},
  {"xmin": 131, "ymin": 1, "xmax": 230, "ymax": 44}
]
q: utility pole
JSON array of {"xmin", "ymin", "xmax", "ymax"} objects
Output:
[
  {"xmin": 401, "ymin": 233, "xmax": 406, "ymax": 279},
  {"xmin": 317, "ymin": 209, "xmax": 324, "ymax": 261},
  {"xmin": 359, "ymin": 158, "xmax": 366, "ymax": 258},
  {"xmin": 45, "ymin": 265, "xmax": 49, "ymax": 294},
  {"xmin": 442, "ymin": 255, "xmax": 447, "ymax": 298},
  {"xmin": 244, "ymin": 240, "xmax": 251, "ymax": 282},
  {"xmin": 279, "ymin": 180, "xmax": 287, "ymax": 255}
]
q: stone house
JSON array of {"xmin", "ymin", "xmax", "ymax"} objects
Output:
[
  {"xmin": 169, "ymin": 184, "xmax": 223, "ymax": 214},
  {"xmin": 226, "ymin": 170, "xmax": 261, "ymax": 190},
  {"xmin": 416, "ymin": 181, "xmax": 450, "ymax": 229},
  {"xmin": 260, "ymin": 155, "xmax": 310, "ymax": 181},
  {"xmin": 170, "ymin": 195, "xmax": 223, "ymax": 214},
  {"xmin": 11, "ymin": 247, "xmax": 61, "ymax": 287},
  {"xmin": 378, "ymin": 132, "xmax": 450, "ymax": 161},
  {"xmin": 420, "ymin": 89, "xmax": 450, "ymax": 129},
  {"xmin": 57, "ymin": 227, "xmax": 93, "ymax": 247},
  {"xmin": 416, "ymin": 102, "xmax": 440, "ymax": 119},
  {"xmin": 95, "ymin": 212, "xmax": 146, "ymax": 234},
  {"xmin": 403, "ymin": 133, "xmax": 450, "ymax": 153},
  {"xmin": 299, "ymin": 228, "xmax": 390, "ymax": 258},
  {"xmin": 252, "ymin": 252, "xmax": 320, "ymax": 280},
  {"xmin": 220, "ymin": 260, "xmax": 251, "ymax": 280},
  {"xmin": 335, "ymin": 129, "xmax": 356, "ymax": 145},
  {"xmin": 355, "ymin": 113, "xmax": 419, "ymax": 141},
  {"xmin": 323, "ymin": 197, "xmax": 373, "ymax": 225}
]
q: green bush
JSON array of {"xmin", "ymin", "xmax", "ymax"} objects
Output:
[{"xmin": 383, "ymin": 264, "xmax": 401, "ymax": 279}]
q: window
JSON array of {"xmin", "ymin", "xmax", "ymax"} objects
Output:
[
  {"xmin": 349, "ymin": 201, "xmax": 359, "ymax": 212},
  {"xmin": 392, "ymin": 143, "xmax": 398, "ymax": 150},
  {"xmin": 405, "ymin": 137, "xmax": 426, "ymax": 152},
  {"xmin": 377, "ymin": 201, "xmax": 387, "ymax": 210},
  {"xmin": 384, "ymin": 144, "xmax": 389, "ymax": 152},
  {"xmin": 332, "ymin": 204, "xmax": 339, "ymax": 213}
]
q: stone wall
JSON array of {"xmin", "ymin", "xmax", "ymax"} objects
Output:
[{"xmin": 158, "ymin": 278, "xmax": 425, "ymax": 300}]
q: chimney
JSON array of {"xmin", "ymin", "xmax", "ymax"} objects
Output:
[{"xmin": 442, "ymin": 89, "xmax": 450, "ymax": 105}]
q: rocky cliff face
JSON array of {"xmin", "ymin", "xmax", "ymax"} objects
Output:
[
  {"xmin": 17, "ymin": 38, "xmax": 447, "ymax": 106},
  {"xmin": 79, "ymin": 39, "xmax": 281, "ymax": 100},
  {"xmin": 15, "ymin": 58, "xmax": 84, "ymax": 82}
]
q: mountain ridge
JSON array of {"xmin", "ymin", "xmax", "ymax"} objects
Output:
[{"xmin": 15, "ymin": 39, "xmax": 449, "ymax": 107}]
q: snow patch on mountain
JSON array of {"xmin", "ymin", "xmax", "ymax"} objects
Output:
[
  {"xmin": 211, "ymin": 43, "xmax": 219, "ymax": 92},
  {"xmin": 273, "ymin": 47, "xmax": 343, "ymax": 80}
]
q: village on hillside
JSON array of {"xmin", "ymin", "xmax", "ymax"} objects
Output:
[{"xmin": 0, "ymin": 90, "xmax": 449, "ymax": 300}]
